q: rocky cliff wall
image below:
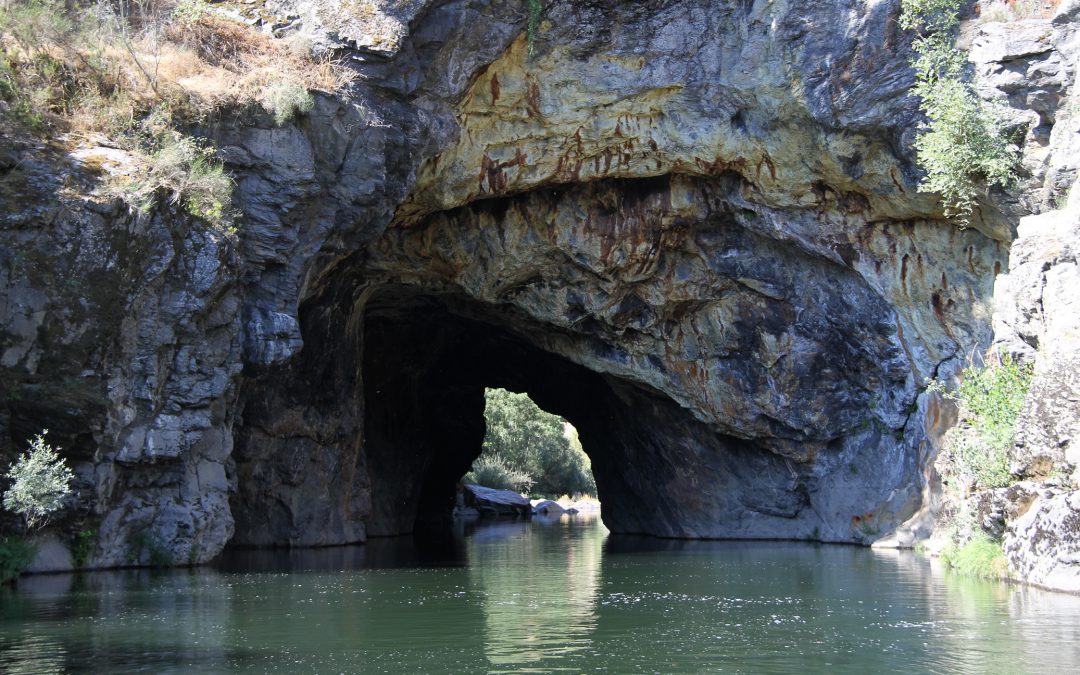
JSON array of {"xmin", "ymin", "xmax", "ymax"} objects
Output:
[{"xmin": 0, "ymin": 0, "xmax": 1076, "ymax": 572}]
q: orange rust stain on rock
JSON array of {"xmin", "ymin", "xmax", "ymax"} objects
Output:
[
  {"xmin": 756, "ymin": 153, "xmax": 777, "ymax": 180},
  {"xmin": 478, "ymin": 150, "xmax": 528, "ymax": 194},
  {"xmin": 931, "ymin": 290, "xmax": 946, "ymax": 321},
  {"xmin": 587, "ymin": 180, "xmax": 675, "ymax": 267},
  {"xmin": 525, "ymin": 81, "xmax": 541, "ymax": 118},
  {"xmin": 889, "ymin": 168, "xmax": 905, "ymax": 193},
  {"xmin": 693, "ymin": 155, "xmax": 747, "ymax": 176},
  {"xmin": 490, "ymin": 73, "xmax": 501, "ymax": 104}
]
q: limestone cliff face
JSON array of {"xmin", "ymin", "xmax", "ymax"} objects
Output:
[{"xmin": 0, "ymin": 1, "xmax": 1075, "ymax": 569}]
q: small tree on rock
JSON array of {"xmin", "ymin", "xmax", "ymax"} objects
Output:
[{"xmin": 3, "ymin": 430, "xmax": 75, "ymax": 532}]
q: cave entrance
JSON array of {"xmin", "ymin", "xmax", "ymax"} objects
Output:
[
  {"xmin": 359, "ymin": 282, "xmax": 815, "ymax": 540},
  {"xmin": 233, "ymin": 282, "xmax": 831, "ymax": 548},
  {"xmin": 360, "ymin": 285, "xmax": 618, "ymax": 536}
]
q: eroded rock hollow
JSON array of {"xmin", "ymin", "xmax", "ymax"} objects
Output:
[{"xmin": 8, "ymin": 0, "xmax": 1075, "ymax": 567}]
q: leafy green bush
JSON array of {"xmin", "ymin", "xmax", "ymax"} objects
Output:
[
  {"xmin": 3, "ymin": 430, "xmax": 74, "ymax": 531},
  {"xmin": 466, "ymin": 455, "xmax": 534, "ymax": 493},
  {"xmin": 955, "ymin": 354, "xmax": 1033, "ymax": 452},
  {"xmin": 931, "ymin": 354, "xmax": 1033, "ymax": 488},
  {"xmin": 0, "ymin": 536, "xmax": 37, "ymax": 584},
  {"xmin": 467, "ymin": 388, "xmax": 596, "ymax": 498},
  {"xmin": 901, "ymin": 0, "xmax": 1019, "ymax": 222},
  {"xmin": 951, "ymin": 435, "xmax": 1011, "ymax": 489},
  {"xmin": 261, "ymin": 81, "xmax": 315, "ymax": 126},
  {"xmin": 941, "ymin": 531, "xmax": 1008, "ymax": 579}
]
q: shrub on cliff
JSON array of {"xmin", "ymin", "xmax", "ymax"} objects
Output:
[
  {"xmin": 261, "ymin": 81, "xmax": 315, "ymax": 126},
  {"xmin": 107, "ymin": 132, "xmax": 234, "ymax": 229},
  {"xmin": 2, "ymin": 430, "xmax": 75, "ymax": 532},
  {"xmin": 901, "ymin": 0, "xmax": 1019, "ymax": 222},
  {"xmin": 931, "ymin": 354, "xmax": 1034, "ymax": 489},
  {"xmin": 955, "ymin": 354, "xmax": 1033, "ymax": 456}
]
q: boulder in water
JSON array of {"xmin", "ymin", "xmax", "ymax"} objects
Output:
[
  {"xmin": 531, "ymin": 500, "xmax": 567, "ymax": 516},
  {"xmin": 463, "ymin": 484, "xmax": 532, "ymax": 516}
]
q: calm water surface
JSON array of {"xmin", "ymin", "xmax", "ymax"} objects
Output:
[{"xmin": 3, "ymin": 516, "xmax": 1080, "ymax": 674}]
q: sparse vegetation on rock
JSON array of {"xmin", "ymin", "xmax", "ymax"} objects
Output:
[
  {"xmin": 941, "ymin": 530, "xmax": 1008, "ymax": 579},
  {"xmin": 901, "ymin": 0, "xmax": 1020, "ymax": 222},
  {"xmin": 0, "ymin": 0, "xmax": 351, "ymax": 231},
  {"xmin": 261, "ymin": 81, "xmax": 316, "ymax": 126},
  {"xmin": 932, "ymin": 353, "xmax": 1034, "ymax": 489}
]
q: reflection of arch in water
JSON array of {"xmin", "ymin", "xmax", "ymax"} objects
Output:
[{"xmin": 466, "ymin": 520, "xmax": 606, "ymax": 667}]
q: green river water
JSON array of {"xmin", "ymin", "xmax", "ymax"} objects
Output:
[{"xmin": 2, "ymin": 516, "xmax": 1080, "ymax": 674}]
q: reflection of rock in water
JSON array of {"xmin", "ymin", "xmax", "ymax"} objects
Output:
[
  {"xmin": 466, "ymin": 520, "xmax": 605, "ymax": 667},
  {"xmin": 0, "ymin": 569, "xmax": 234, "ymax": 672}
]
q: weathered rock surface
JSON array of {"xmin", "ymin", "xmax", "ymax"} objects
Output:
[
  {"xmin": 1, "ymin": 1, "xmax": 1077, "ymax": 571},
  {"xmin": 994, "ymin": 199, "xmax": 1080, "ymax": 487},
  {"xmin": 982, "ymin": 182, "xmax": 1080, "ymax": 592},
  {"xmin": 969, "ymin": 4, "xmax": 1080, "ymax": 213},
  {"xmin": 1005, "ymin": 489, "xmax": 1080, "ymax": 593},
  {"xmin": 531, "ymin": 499, "xmax": 567, "ymax": 516},
  {"xmin": 1, "ymin": 142, "xmax": 242, "ymax": 566},
  {"xmin": 464, "ymin": 484, "xmax": 532, "ymax": 516}
]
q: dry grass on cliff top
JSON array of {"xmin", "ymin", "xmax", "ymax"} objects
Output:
[{"xmin": 0, "ymin": 0, "xmax": 355, "ymax": 140}]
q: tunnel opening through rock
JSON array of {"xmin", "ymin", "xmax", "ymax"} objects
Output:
[
  {"xmin": 356, "ymin": 283, "xmax": 826, "ymax": 541},
  {"xmin": 229, "ymin": 172, "xmax": 937, "ymax": 549},
  {"xmin": 360, "ymin": 285, "xmax": 617, "ymax": 536}
]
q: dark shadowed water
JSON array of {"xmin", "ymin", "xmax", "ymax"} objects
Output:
[{"xmin": 3, "ymin": 516, "xmax": 1080, "ymax": 674}]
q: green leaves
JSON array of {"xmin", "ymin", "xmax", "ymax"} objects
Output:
[
  {"xmin": 466, "ymin": 388, "xmax": 595, "ymax": 498},
  {"xmin": 0, "ymin": 536, "xmax": 37, "ymax": 584},
  {"xmin": 2, "ymin": 430, "xmax": 74, "ymax": 532},
  {"xmin": 940, "ymin": 530, "xmax": 1007, "ymax": 578},
  {"xmin": 956, "ymin": 354, "xmax": 1033, "ymax": 455},
  {"xmin": 901, "ymin": 0, "xmax": 1019, "ymax": 222},
  {"xmin": 934, "ymin": 354, "xmax": 1034, "ymax": 489},
  {"xmin": 900, "ymin": 0, "xmax": 964, "ymax": 34}
]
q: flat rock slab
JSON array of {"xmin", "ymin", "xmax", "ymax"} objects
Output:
[{"xmin": 464, "ymin": 484, "xmax": 532, "ymax": 516}]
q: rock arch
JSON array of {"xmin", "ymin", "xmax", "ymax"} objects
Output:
[{"xmin": 228, "ymin": 172, "xmax": 985, "ymax": 548}]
